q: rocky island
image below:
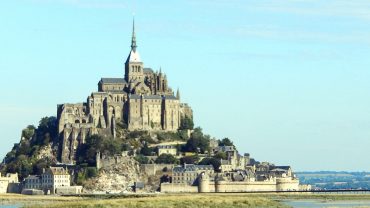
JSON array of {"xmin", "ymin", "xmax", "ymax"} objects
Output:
[{"xmin": 0, "ymin": 20, "xmax": 308, "ymax": 195}]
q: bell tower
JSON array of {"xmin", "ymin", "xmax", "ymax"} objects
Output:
[{"xmin": 125, "ymin": 18, "xmax": 144, "ymax": 83}]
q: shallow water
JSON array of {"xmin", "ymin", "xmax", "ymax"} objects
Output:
[
  {"xmin": 283, "ymin": 199, "xmax": 370, "ymax": 208},
  {"xmin": 0, "ymin": 205, "xmax": 20, "ymax": 208}
]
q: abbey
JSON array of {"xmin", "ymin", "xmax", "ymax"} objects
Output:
[{"xmin": 57, "ymin": 21, "xmax": 192, "ymax": 164}]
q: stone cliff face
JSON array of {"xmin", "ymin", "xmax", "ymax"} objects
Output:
[
  {"xmin": 35, "ymin": 144, "xmax": 56, "ymax": 161},
  {"xmin": 83, "ymin": 156, "xmax": 147, "ymax": 193}
]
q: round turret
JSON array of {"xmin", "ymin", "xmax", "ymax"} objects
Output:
[
  {"xmin": 198, "ymin": 172, "xmax": 210, "ymax": 193},
  {"xmin": 215, "ymin": 174, "xmax": 227, "ymax": 193}
]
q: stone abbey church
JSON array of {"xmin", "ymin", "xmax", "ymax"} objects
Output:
[{"xmin": 57, "ymin": 21, "xmax": 192, "ymax": 164}]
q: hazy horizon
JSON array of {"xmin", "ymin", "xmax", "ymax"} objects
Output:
[{"xmin": 1, "ymin": 0, "xmax": 370, "ymax": 171}]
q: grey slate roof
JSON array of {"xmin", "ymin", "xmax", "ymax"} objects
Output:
[
  {"xmin": 144, "ymin": 95, "xmax": 162, "ymax": 99},
  {"xmin": 105, "ymin": 90, "xmax": 127, "ymax": 94},
  {"xmin": 134, "ymin": 182, "xmax": 145, "ymax": 189},
  {"xmin": 173, "ymin": 164, "xmax": 214, "ymax": 173},
  {"xmin": 271, "ymin": 166, "xmax": 291, "ymax": 171},
  {"xmin": 164, "ymin": 95, "xmax": 177, "ymax": 100},
  {"xmin": 143, "ymin": 68, "xmax": 154, "ymax": 73},
  {"xmin": 216, "ymin": 146, "xmax": 235, "ymax": 152},
  {"xmin": 129, "ymin": 94, "xmax": 179, "ymax": 100},
  {"xmin": 270, "ymin": 168, "xmax": 288, "ymax": 172},
  {"xmin": 25, "ymin": 175, "xmax": 41, "ymax": 180},
  {"xmin": 100, "ymin": 78, "xmax": 128, "ymax": 84},
  {"xmin": 220, "ymin": 160, "xmax": 231, "ymax": 165},
  {"xmin": 129, "ymin": 94, "xmax": 165, "ymax": 100},
  {"xmin": 157, "ymin": 145, "xmax": 176, "ymax": 149},
  {"xmin": 129, "ymin": 94, "xmax": 141, "ymax": 99}
]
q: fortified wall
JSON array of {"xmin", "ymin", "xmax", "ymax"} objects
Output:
[
  {"xmin": 139, "ymin": 164, "xmax": 175, "ymax": 176},
  {"xmin": 96, "ymin": 152, "xmax": 130, "ymax": 170},
  {"xmin": 161, "ymin": 173, "xmax": 300, "ymax": 193}
]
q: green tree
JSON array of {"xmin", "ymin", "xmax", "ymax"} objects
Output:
[
  {"xmin": 17, "ymin": 141, "xmax": 31, "ymax": 156},
  {"xmin": 180, "ymin": 155, "xmax": 200, "ymax": 165},
  {"xmin": 33, "ymin": 158, "xmax": 52, "ymax": 175},
  {"xmin": 140, "ymin": 143, "xmax": 153, "ymax": 156},
  {"xmin": 219, "ymin": 138, "xmax": 234, "ymax": 147},
  {"xmin": 214, "ymin": 152, "xmax": 227, "ymax": 160},
  {"xmin": 155, "ymin": 154, "xmax": 179, "ymax": 164},
  {"xmin": 177, "ymin": 130, "xmax": 189, "ymax": 140},
  {"xmin": 103, "ymin": 137, "xmax": 121, "ymax": 155},
  {"xmin": 179, "ymin": 116, "xmax": 194, "ymax": 130},
  {"xmin": 121, "ymin": 143, "xmax": 131, "ymax": 151},
  {"xmin": 86, "ymin": 167, "xmax": 98, "ymax": 178},
  {"xmin": 16, "ymin": 155, "xmax": 33, "ymax": 179},
  {"xmin": 134, "ymin": 154, "xmax": 149, "ymax": 164},
  {"xmin": 22, "ymin": 125, "xmax": 35, "ymax": 140},
  {"xmin": 183, "ymin": 128, "xmax": 210, "ymax": 153},
  {"xmin": 157, "ymin": 132, "xmax": 181, "ymax": 141},
  {"xmin": 76, "ymin": 171, "xmax": 86, "ymax": 185},
  {"xmin": 76, "ymin": 134, "xmax": 104, "ymax": 166},
  {"xmin": 199, "ymin": 157, "xmax": 221, "ymax": 172},
  {"xmin": 33, "ymin": 116, "xmax": 58, "ymax": 146}
]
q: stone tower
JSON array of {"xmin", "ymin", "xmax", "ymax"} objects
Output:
[
  {"xmin": 198, "ymin": 172, "xmax": 210, "ymax": 193},
  {"xmin": 125, "ymin": 18, "xmax": 144, "ymax": 83}
]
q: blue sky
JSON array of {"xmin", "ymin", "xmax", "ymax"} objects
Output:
[{"xmin": 1, "ymin": 0, "xmax": 370, "ymax": 171}]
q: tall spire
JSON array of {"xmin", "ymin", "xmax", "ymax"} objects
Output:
[
  {"xmin": 176, "ymin": 88, "xmax": 181, "ymax": 100},
  {"xmin": 131, "ymin": 17, "xmax": 137, "ymax": 52}
]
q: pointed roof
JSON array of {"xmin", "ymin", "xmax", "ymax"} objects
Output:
[
  {"xmin": 176, "ymin": 88, "xmax": 180, "ymax": 100},
  {"xmin": 126, "ymin": 49, "xmax": 141, "ymax": 63},
  {"xmin": 125, "ymin": 18, "xmax": 141, "ymax": 63},
  {"xmin": 131, "ymin": 18, "xmax": 137, "ymax": 52}
]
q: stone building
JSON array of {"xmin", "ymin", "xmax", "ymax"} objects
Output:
[
  {"xmin": 41, "ymin": 167, "xmax": 71, "ymax": 194},
  {"xmin": 22, "ymin": 167, "xmax": 81, "ymax": 195},
  {"xmin": 0, "ymin": 173, "xmax": 19, "ymax": 193},
  {"xmin": 161, "ymin": 146, "xmax": 305, "ymax": 193},
  {"xmin": 157, "ymin": 145, "xmax": 177, "ymax": 156},
  {"xmin": 172, "ymin": 164, "xmax": 214, "ymax": 185},
  {"xmin": 57, "ymin": 20, "xmax": 192, "ymax": 164},
  {"xmin": 214, "ymin": 146, "xmax": 250, "ymax": 171},
  {"xmin": 23, "ymin": 175, "xmax": 41, "ymax": 190}
]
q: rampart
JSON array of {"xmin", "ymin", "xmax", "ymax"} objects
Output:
[{"xmin": 140, "ymin": 164, "xmax": 174, "ymax": 176}]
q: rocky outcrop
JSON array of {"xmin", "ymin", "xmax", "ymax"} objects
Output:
[
  {"xmin": 36, "ymin": 144, "xmax": 56, "ymax": 161},
  {"xmin": 83, "ymin": 156, "xmax": 148, "ymax": 193}
]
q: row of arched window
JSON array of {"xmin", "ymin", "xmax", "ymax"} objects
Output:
[{"xmin": 132, "ymin": 65, "xmax": 141, "ymax": 72}]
